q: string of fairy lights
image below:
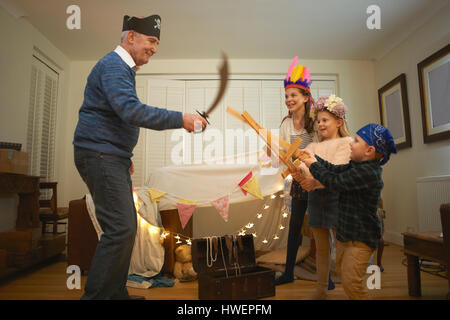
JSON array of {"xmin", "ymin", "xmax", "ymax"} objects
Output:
[
  {"xmin": 235, "ymin": 192, "xmax": 289, "ymax": 244},
  {"xmin": 132, "ymin": 179, "xmax": 292, "ymax": 247}
]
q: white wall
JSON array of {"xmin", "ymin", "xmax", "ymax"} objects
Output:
[
  {"xmin": 0, "ymin": 7, "xmax": 71, "ymax": 231},
  {"xmin": 375, "ymin": 3, "xmax": 450, "ymax": 244},
  {"xmin": 60, "ymin": 61, "xmax": 94, "ymax": 204}
]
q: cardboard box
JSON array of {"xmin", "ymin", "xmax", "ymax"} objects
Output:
[{"xmin": 0, "ymin": 149, "xmax": 29, "ymax": 175}]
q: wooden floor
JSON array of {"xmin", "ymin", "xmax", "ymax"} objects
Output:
[{"xmin": 0, "ymin": 242, "xmax": 447, "ymax": 300}]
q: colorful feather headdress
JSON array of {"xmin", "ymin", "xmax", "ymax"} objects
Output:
[{"xmin": 284, "ymin": 56, "xmax": 312, "ymax": 92}]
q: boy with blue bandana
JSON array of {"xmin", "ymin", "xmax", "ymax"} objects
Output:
[{"xmin": 299, "ymin": 123, "xmax": 397, "ymax": 299}]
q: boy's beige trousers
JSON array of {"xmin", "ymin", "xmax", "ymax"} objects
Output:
[{"xmin": 336, "ymin": 240, "xmax": 374, "ymax": 300}]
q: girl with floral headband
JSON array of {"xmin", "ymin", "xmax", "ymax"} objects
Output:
[
  {"xmin": 275, "ymin": 57, "xmax": 316, "ymax": 286},
  {"xmin": 292, "ymin": 94, "xmax": 352, "ymax": 299}
]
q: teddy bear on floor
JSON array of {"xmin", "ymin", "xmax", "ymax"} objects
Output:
[{"xmin": 173, "ymin": 244, "xmax": 197, "ymax": 281}]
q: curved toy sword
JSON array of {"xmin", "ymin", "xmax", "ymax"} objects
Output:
[{"xmin": 196, "ymin": 53, "xmax": 229, "ymax": 125}]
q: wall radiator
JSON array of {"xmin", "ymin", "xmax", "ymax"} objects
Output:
[{"xmin": 416, "ymin": 175, "xmax": 450, "ymax": 232}]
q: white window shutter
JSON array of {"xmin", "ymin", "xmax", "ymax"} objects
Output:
[
  {"xmin": 27, "ymin": 64, "xmax": 41, "ymax": 175},
  {"xmin": 40, "ymin": 75, "xmax": 58, "ymax": 180},
  {"xmin": 242, "ymin": 81, "xmax": 261, "ymax": 154},
  {"xmin": 225, "ymin": 85, "xmax": 243, "ymax": 131},
  {"xmin": 185, "ymin": 81, "xmax": 222, "ymax": 163},
  {"xmin": 144, "ymin": 81, "xmax": 167, "ymax": 175},
  {"xmin": 165, "ymin": 84, "xmax": 185, "ymax": 166},
  {"xmin": 262, "ymin": 80, "xmax": 284, "ymax": 131},
  {"xmin": 224, "ymin": 84, "xmax": 244, "ymax": 159},
  {"xmin": 131, "ymin": 78, "xmax": 147, "ymax": 187},
  {"xmin": 131, "ymin": 128, "xmax": 146, "ymax": 188},
  {"xmin": 130, "ymin": 78, "xmax": 186, "ymax": 186},
  {"xmin": 27, "ymin": 56, "xmax": 58, "ymax": 183},
  {"xmin": 310, "ymin": 80, "xmax": 337, "ymax": 98}
]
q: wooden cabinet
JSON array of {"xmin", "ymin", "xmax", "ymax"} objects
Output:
[{"xmin": 0, "ymin": 173, "xmax": 65, "ymax": 279}]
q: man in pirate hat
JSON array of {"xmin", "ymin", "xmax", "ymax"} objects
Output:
[{"xmin": 73, "ymin": 14, "xmax": 207, "ymax": 300}]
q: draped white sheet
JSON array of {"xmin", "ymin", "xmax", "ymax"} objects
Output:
[
  {"xmin": 85, "ymin": 191, "xmax": 165, "ymax": 278},
  {"xmin": 85, "ymin": 152, "xmax": 289, "ymax": 276},
  {"xmin": 146, "ymin": 152, "xmax": 289, "ymax": 251},
  {"xmin": 146, "ymin": 152, "xmax": 285, "ymax": 210}
]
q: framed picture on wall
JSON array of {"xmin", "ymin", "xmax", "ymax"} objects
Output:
[
  {"xmin": 378, "ymin": 73, "xmax": 412, "ymax": 150},
  {"xmin": 417, "ymin": 44, "xmax": 450, "ymax": 144}
]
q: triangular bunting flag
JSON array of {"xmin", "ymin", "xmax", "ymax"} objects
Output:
[
  {"xmin": 211, "ymin": 195, "xmax": 230, "ymax": 222},
  {"xmin": 176, "ymin": 203, "xmax": 197, "ymax": 229},
  {"xmin": 176, "ymin": 198, "xmax": 198, "ymax": 229},
  {"xmin": 238, "ymin": 171, "xmax": 253, "ymax": 196},
  {"xmin": 241, "ymin": 175, "xmax": 264, "ymax": 200},
  {"xmin": 147, "ymin": 188, "xmax": 166, "ymax": 203}
]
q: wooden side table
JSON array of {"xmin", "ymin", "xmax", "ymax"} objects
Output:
[{"xmin": 402, "ymin": 231, "xmax": 446, "ymax": 297}]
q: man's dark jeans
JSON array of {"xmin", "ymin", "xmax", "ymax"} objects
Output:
[{"xmin": 74, "ymin": 146, "xmax": 136, "ymax": 299}]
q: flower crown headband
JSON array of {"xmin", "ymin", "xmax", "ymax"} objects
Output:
[{"xmin": 310, "ymin": 94, "xmax": 348, "ymax": 119}]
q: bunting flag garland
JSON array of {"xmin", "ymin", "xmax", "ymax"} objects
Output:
[
  {"xmin": 146, "ymin": 167, "xmax": 265, "ymax": 227},
  {"xmin": 241, "ymin": 175, "xmax": 263, "ymax": 200},
  {"xmin": 159, "ymin": 190, "xmax": 287, "ymax": 248},
  {"xmin": 147, "ymin": 188, "xmax": 166, "ymax": 203},
  {"xmin": 176, "ymin": 199, "xmax": 198, "ymax": 229},
  {"xmin": 178, "ymin": 198, "xmax": 198, "ymax": 205},
  {"xmin": 238, "ymin": 171, "xmax": 253, "ymax": 196},
  {"xmin": 211, "ymin": 195, "xmax": 230, "ymax": 222}
]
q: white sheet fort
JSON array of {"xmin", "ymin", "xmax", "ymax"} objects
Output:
[{"xmin": 85, "ymin": 151, "xmax": 289, "ymax": 278}]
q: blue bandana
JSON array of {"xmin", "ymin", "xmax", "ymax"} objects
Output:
[{"xmin": 356, "ymin": 124, "xmax": 397, "ymax": 166}]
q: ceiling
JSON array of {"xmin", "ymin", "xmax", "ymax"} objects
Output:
[{"xmin": 3, "ymin": 0, "xmax": 449, "ymax": 61}]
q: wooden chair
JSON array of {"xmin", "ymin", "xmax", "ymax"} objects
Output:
[
  {"xmin": 67, "ymin": 198, "xmax": 98, "ymax": 273},
  {"xmin": 39, "ymin": 182, "xmax": 68, "ymax": 234},
  {"xmin": 439, "ymin": 203, "xmax": 450, "ymax": 300}
]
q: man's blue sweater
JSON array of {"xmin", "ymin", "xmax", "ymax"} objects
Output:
[{"xmin": 73, "ymin": 51, "xmax": 183, "ymax": 158}]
